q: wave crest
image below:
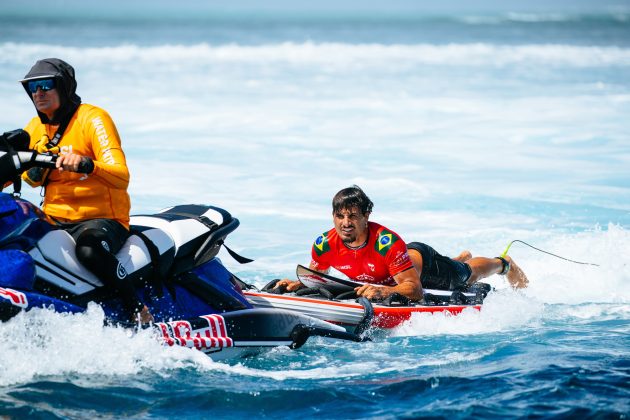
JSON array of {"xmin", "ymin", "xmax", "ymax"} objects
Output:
[{"xmin": 2, "ymin": 42, "xmax": 630, "ymax": 68}]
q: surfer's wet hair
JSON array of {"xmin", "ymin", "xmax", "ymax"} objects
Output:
[{"xmin": 332, "ymin": 185, "xmax": 373, "ymax": 215}]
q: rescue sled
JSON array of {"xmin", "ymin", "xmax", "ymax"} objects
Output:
[{"xmin": 242, "ymin": 265, "xmax": 489, "ymax": 331}]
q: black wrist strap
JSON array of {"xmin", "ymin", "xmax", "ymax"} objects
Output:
[{"xmin": 497, "ymin": 256, "xmax": 510, "ymax": 275}]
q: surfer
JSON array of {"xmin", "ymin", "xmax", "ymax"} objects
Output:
[
  {"xmin": 275, "ymin": 185, "xmax": 528, "ymax": 301},
  {"xmin": 18, "ymin": 58, "xmax": 153, "ymax": 324}
]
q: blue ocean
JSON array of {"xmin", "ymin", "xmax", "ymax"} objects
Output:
[{"xmin": 1, "ymin": 0, "xmax": 629, "ymax": 417}]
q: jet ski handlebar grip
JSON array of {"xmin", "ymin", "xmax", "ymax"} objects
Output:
[{"xmin": 13, "ymin": 151, "xmax": 57, "ymax": 172}]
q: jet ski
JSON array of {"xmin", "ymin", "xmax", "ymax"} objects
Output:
[
  {"xmin": 0, "ymin": 129, "xmax": 368, "ymax": 360},
  {"xmin": 241, "ymin": 265, "xmax": 490, "ymax": 331}
]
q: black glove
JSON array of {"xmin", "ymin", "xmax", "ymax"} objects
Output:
[{"xmin": 77, "ymin": 156, "xmax": 95, "ymax": 174}]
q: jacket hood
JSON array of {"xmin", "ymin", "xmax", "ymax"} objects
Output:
[{"xmin": 20, "ymin": 58, "xmax": 82, "ymax": 125}]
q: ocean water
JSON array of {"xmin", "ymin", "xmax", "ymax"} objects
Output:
[{"xmin": 1, "ymin": 1, "xmax": 629, "ymax": 418}]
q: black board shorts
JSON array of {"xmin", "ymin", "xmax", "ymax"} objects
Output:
[
  {"xmin": 406, "ymin": 242, "xmax": 472, "ymax": 291},
  {"xmin": 62, "ymin": 219, "xmax": 129, "ymax": 255}
]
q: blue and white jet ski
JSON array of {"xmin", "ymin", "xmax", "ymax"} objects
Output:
[{"xmin": 0, "ymin": 129, "xmax": 368, "ymax": 360}]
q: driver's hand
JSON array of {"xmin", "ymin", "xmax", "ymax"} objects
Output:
[
  {"xmin": 56, "ymin": 152, "xmax": 85, "ymax": 172},
  {"xmin": 56, "ymin": 152, "xmax": 93, "ymax": 173}
]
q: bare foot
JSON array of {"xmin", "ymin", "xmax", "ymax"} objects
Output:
[
  {"xmin": 504, "ymin": 256, "xmax": 529, "ymax": 288},
  {"xmin": 453, "ymin": 250, "xmax": 472, "ymax": 262},
  {"xmin": 136, "ymin": 305, "xmax": 154, "ymax": 324}
]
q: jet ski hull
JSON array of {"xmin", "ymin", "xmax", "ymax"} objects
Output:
[{"xmin": 0, "ymin": 285, "xmax": 360, "ymax": 360}]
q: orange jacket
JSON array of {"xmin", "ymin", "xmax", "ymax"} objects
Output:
[{"xmin": 23, "ymin": 104, "xmax": 131, "ymax": 228}]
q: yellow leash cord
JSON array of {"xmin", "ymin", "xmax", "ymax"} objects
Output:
[{"xmin": 500, "ymin": 239, "xmax": 600, "ymax": 267}]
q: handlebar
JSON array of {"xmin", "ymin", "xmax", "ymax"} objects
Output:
[
  {"xmin": 2, "ymin": 130, "xmax": 91, "ymax": 189},
  {"xmin": 16, "ymin": 151, "xmax": 92, "ymax": 173},
  {"xmin": 2, "ymin": 148, "xmax": 93, "ymax": 187},
  {"xmin": 16, "ymin": 151, "xmax": 58, "ymax": 170}
]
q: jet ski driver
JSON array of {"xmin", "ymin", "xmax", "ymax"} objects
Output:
[{"xmin": 18, "ymin": 58, "xmax": 153, "ymax": 324}]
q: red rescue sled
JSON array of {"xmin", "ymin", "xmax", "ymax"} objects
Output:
[{"xmin": 242, "ymin": 265, "xmax": 488, "ymax": 331}]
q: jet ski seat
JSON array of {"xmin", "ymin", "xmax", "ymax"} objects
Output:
[
  {"xmin": 129, "ymin": 204, "xmax": 240, "ymax": 276},
  {"xmin": 30, "ymin": 204, "xmax": 239, "ymax": 297}
]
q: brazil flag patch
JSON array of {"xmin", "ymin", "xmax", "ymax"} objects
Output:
[
  {"xmin": 313, "ymin": 232, "xmax": 330, "ymax": 256},
  {"xmin": 374, "ymin": 230, "xmax": 398, "ymax": 256}
]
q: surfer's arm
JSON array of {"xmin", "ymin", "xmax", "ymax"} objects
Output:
[{"xmin": 355, "ymin": 268, "xmax": 423, "ymax": 301}]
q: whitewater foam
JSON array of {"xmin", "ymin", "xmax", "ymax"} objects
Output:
[
  {"xmin": 2, "ymin": 42, "xmax": 630, "ymax": 68},
  {"xmin": 0, "ymin": 305, "xmax": 212, "ymax": 387}
]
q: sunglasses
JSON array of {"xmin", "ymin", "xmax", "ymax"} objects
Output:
[{"xmin": 27, "ymin": 79, "xmax": 56, "ymax": 94}]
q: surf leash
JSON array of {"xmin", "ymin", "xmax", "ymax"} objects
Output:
[{"xmin": 500, "ymin": 239, "xmax": 600, "ymax": 267}]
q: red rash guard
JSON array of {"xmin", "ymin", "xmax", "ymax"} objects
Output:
[{"xmin": 310, "ymin": 221, "xmax": 413, "ymax": 286}]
